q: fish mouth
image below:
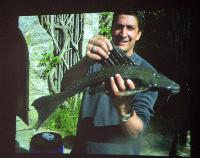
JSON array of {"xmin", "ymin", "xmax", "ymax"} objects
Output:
[
  {"xmin": 172, "ymin": 88, "xmax": 180, "ymax": 94},
  {"xmin": 169, "ymin": 83, "xmax": 180, "ymax": 94}
]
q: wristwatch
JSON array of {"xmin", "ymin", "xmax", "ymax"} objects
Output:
[{"xmin": 120, "ymin": 109, "xmax": 134, "ymax": 122}]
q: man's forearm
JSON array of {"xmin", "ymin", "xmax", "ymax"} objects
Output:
[
  {"xmin": 118, "ymin": 109, "xmax": 144, "ymax": 138},
  {"xmin": 61, "ymin": 56, "xmax": 92, "ymax": 91}
]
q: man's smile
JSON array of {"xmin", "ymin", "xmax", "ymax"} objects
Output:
[{"xmin": 115, "ymin": 38, "xmax": 129, "ymax": 45}]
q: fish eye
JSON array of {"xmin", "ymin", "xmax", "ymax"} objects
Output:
[
  {"xmin": 167, "ymin": 86, "xmax": 171, "ymax": 89},
  {"xmin": 153, "ymin": 73, "xmax": 160, "ymax": 78},
  {"xmin": 156, "ymin": 74, "xmax": 160, "ymax": 78}
]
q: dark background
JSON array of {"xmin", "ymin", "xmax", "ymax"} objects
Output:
[
  {"xmin": 0, "ymin": 0, "xmax": 198, "ymax": 157},
  {"xmin": 136, "ymin": 8, "xmax": 191, "ymax": 130}
]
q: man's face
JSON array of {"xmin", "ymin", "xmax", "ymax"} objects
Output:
[{"xmin": 112, "ymin": 14, "xmax": 142, "ymax": 56}]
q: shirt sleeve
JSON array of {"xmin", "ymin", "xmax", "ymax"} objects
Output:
[{"xmin": 132, "ymin": 90, "xmax": 158, "ymax": 130}]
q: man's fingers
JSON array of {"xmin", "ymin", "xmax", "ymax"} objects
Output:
[
  {"xmin": 115, "ymin": 74, "xmax": 126, "ymax": 91},
  {"xmin": 110, "ymin": 76, "xmax": 120, "ymax": 96},
  {"xmin": 126, "ymin": 79, "xmax": 135, "ymax": 89},
  {"xmin": 89, "ymin": 35, "xmax": 112, "ymax": 54},
  {"xmin": 114, "ymin": 74, "xmax": 136, "ymax": 91},
  {"xmin": 110, "ymin": 74, "xmax": 136, "ymax": 97},
  {"xmin": 93, "ymin": 45, "xmax": 109, "ymax": 59},
  {"xmin": 92, "ymin": 35, "xmax": 113, "ymax": 52},
  {"xmin": 110, "ymin": 74, "xmax": 127, "ymax": 96},
  {"xmin": 87, "ymin": 37, "xmax": 112, "ymax": 60}
]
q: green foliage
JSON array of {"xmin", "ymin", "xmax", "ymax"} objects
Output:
[
  {"xmin": 44, "ymin": 94, "xmax": 82, "ymax": 137},
  {"xmin": 98, "ymin": 12, "xmax": 113, "ymax": 40},
  {"xmin": 24, "ymin": 32, "xmax": 32, "ymax": 46},
  {"xmin": 38, "ymin": 52, "xmax": 61, "ymax": 79}
]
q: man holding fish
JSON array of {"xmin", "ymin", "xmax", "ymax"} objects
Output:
[{"xmin": 61, "ymin": 11, "xmax": 158, "ymax": 155}]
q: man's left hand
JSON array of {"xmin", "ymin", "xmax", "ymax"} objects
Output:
[{"xmin": 110, "ymin": 74, "xmax": 135, "ymax": 114}]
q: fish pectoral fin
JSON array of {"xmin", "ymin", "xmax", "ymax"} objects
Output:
[{"xmin": 117, "ymin": 87, "xmax": 151, "ymax": 96}]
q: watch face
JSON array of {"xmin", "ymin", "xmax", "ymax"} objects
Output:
[
  {"xmin": 120, "ymin": 113, "xmax": 131, "ymax": 122},
  {"xmin": 120, "ymin": 108, "xmax": 134, "ymax": 122}
]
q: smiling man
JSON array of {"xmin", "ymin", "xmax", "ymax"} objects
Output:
[
  {"xmin": 112, "ymin": 13, "xmax": 142, "ymax": 57},
  {"xmin": 61, "ymin": 11, "xmax": 158, "ymax": 155}
]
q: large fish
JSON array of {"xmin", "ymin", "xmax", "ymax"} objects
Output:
[{"xmin": 32, "ymin": 64, "xmax": 180, "ymax": 129}]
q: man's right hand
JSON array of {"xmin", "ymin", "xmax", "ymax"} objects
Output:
[
  {"xmin": 86, "ymin": 35, "xmax": 113, "ymax": 63},
  {"xmin": 62, "ymin": 35, "xmax": 113, "ymax": 90}
]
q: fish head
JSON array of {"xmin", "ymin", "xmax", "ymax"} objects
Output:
[{"xmin": 149, "ymin": 72, "xmax": 180, "ymax": 95}]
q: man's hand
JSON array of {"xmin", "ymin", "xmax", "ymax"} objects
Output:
[
  {"xmin": 110, "ymin": 74, "xmax": 135, "ymax": 115},
  {"xmin": 110, "ymin": 74, "xmax": 144, "ymax": 138},
  {"xmin": 62, "ymin": 35, "xmax": 113, "ymax": 89},
  {"xmin": 86, "ymin": 35, "xmax": 113, "ymax": 64}
]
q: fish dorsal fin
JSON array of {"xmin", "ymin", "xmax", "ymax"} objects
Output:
[{"xmin": 99, "ymin": 41, "xmax": 135, "ymax": 67}]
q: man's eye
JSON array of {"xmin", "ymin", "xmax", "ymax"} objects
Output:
[
  {"xmin": 127, "ymin": 26, "xmax": 135, "ymax": 30},
  {"xmin": 115, "ymin": 25, "xmax": 123, "ymax": 30}
]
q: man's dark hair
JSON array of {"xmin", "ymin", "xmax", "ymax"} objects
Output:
[{"xmin": 112, "ymin": 11, "xmax": 143, "ymax": 31}]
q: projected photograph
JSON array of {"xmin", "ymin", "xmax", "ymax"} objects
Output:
[{"xmin": 15, "ymin": 9, "xmax": 191, "ymax": 157}]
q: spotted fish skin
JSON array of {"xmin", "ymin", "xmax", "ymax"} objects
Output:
[
  {"xmin": 67, "ymin": 65, "xmax": 180, "ymax": 96},
  {"xmin": 32, "ymin": 65, "xmax": 180, "ymax": 129}
]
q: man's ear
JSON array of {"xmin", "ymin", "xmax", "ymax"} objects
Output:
[{"xmin": 136, "ymin": 31, "xmax": 142, "ymax": 41}]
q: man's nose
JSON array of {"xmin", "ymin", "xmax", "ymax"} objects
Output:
[{"xmin": 120, "ymin": 27, "xmax": 128, "ymax": 37}]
